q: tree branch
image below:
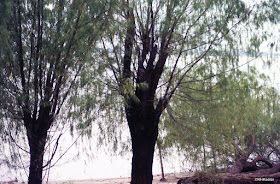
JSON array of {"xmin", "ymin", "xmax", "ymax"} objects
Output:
[
  {"xmin": 122, "ymin": 2, "xmax": 135, "ymax": 81},
  {"xmin": 245, "ymin": 135, "xmax": 256, "ymax": 158}
]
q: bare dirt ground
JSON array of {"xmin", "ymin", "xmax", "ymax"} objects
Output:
[{"xmin": 1, "ymin": 173, "xmax": 192, "ymax": 184}]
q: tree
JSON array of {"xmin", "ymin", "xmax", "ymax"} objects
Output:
[
  {"xmin": 0, "ymin": 0, "xmax": 111, "ymax": 183},
  {"xmin": 164, "ymin": 66, "xmax": 279, "ymax": 168},
  {"xmin": 164, "ymin": 65, "xmax": 280, "ymax": 183},
  {"xmin": 157, "ymin": 138, "xmax": 167, "ymax": 181},
  {"xmin": 101, "ymin": 0, "xmax": 279, "ymax": 183}
]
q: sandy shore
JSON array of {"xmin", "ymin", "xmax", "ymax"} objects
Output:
[
  {"xmin": 46, "ymin": 173, "xmax": 190, "ymax": 184},
  {"xmin": 1, "ymin": 173, "xmax": 191, "ymax": 184}
]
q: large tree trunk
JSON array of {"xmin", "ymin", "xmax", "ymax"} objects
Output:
[
  {"xmin": 25, "ymin": 110, "xmax": 51, "ymax": 184},
  {"xmin": 130, "ymin": 128, "xmax": 157, "ymax": 184},
  {"xmin": 28, "ymin": 135, "xmax": 46, "ymax": 184},
  {"xmin": 127, "ymin": 103, "xmax": 159, "ymax": 184},
  {"xmin": 121, "ymin": 1, "xmax": 168, "ymax": 183}
]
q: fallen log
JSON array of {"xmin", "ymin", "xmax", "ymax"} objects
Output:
[{"xmin": 177, "ymin": 171, "xmax": 280, "ymax": 184}]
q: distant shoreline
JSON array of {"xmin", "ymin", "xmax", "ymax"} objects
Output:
[{"xmin": 0, "ymin": 172, "xmax": 192, "ymax": 184}]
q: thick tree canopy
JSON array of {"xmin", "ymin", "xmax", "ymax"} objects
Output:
[
  {"xmin": 163, "ymin": 66, "xmax": 280, "ymax": 170},
  {"xmin": 0, "ymin": 0, "xmax": 279, "ymax": 183},
  {"xmin": 0, "ymin": 0, "xmax": 111, "ymax": 183},
  {"xmin": 100, "ymin": 0, "xmax": 280, "ymax": 183}
]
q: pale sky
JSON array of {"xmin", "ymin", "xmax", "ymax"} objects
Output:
[{"xmin": 0, "ymin": 123, "xmax": 187, "ymax": 182}]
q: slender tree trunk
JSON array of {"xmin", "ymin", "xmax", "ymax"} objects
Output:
[
  {"xmin": 157, "ymin": 141, "xmax": 166, "ymax": 181},
  {"xmin": 203, "ymin": 142, "xmax": 207, "ymax": 170},
  {"xmin": 212, "ymin": 148, "xmax": 217, "ymax": 171},
  {"xmin": 127, "ymin": 107, "xmax": 159, "ymax": 184}
]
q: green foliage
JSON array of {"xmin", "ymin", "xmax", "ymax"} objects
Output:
[
  {"xmin": 1, "ymin": 0, "xmax": 279, "ymax": 178},
  {"xmin": 121, "ymin": 78, "xmax": 135, "ymax": 96},
  {"xmin": 163, "ymin": 66, "xmax": 280, "ymax": 169},
  {"xmin": 0, "ymin": 0, "xmax": 12, "ymax": 58},
  {"xmin": 98, "ymin": 0, "xmax": 280, "ymax": 171},
  {"xmin": 0, "ymin": 0, "xmax": 113, "ymax": 175}
]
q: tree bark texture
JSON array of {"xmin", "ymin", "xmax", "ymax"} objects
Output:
[
  {"xmin": 25, "ymin": 108, "xmax": 52, "ymax": 184},
  {"xmin": 28, "ymin": 134, "xmax": 46, "ymax": 184},
  {"xmin": 127, "ymin": 103, "xmax": 159, "ymax": 184},
  {"xmin": 130, "ymin": 131, "xmax": 157, "ymax": 184}
]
